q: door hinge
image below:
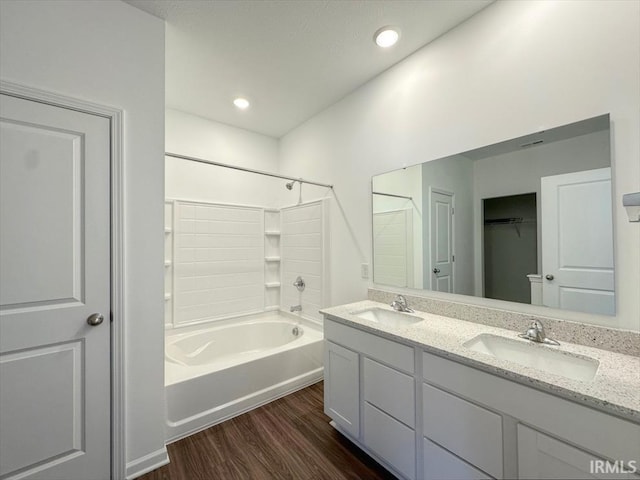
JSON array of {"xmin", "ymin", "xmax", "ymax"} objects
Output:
[
  {"xmin": 452, "ymin": 255, "xmax": 455, "ymax": 262},
  {"xmin": 452, "ymin": 207, "xmax": 455, "ymax": 214}
]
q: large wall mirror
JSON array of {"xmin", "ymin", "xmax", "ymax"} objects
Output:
[{"xmin": 371, "ymin": 114, "xmax": 615, "ymax": 316}]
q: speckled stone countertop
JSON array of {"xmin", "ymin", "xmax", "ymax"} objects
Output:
[{"xmin": 320, "ymin": 300, "xmax": 640, "ymax": 423}]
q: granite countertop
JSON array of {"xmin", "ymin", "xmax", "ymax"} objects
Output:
[{"xmin": 320, "ymin": 300, "xmax": 640, "ymax": 422}]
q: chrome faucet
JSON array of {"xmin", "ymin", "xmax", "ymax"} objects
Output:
[
  {"xmin": 390, "ymin": 294, "xmax": 414, "ymax": 313},
  {"xmin": 290, "ymin": 305, "xmax": 302, "ymax": 313},
  {"xmin": 518, "ymin": 320, "xmax": 560, "ymax": 346}
]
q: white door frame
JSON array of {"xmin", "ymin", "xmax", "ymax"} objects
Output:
[{"xmin": 0, "ymin": 80, "xmax": 126, "ymax": 479}]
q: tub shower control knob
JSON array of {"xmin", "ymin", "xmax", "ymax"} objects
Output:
[
  {"xmin": 293, "ymin": 276, "xmax": 306, "ymax": 292},
  {"xmin": 87, "ymin": 313, "xmax": 104, "ymax": 326}
]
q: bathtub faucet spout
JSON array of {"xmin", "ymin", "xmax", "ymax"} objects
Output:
[{"xmin": 290, "ymin": 305, "xmax": 302, "ymax": 313}]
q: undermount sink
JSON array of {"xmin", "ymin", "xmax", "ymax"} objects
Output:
[
  {"xmin": 352, "ymin": 308, "xmax": 423, "ymax": 329},
  {"xmin": 463, "ymin": 334, "xmax": 599, "ymax": 382}
]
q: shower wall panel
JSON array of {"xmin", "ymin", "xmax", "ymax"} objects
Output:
[
  {"xmin": 172, "ymin": 201, "xmax": 265, "ymax": 326},
  {"xmin": 281, "ymin": 200, "xmax": 329, "ymax": 321}
]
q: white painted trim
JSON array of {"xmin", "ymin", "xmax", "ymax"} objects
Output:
[
  {"xmin": 0, "ymin": 80, "xmax": 127, "ymax": 480},
  {"xmin": 125, "ymin": 447, "xmax": 170, "ymax": 480}
]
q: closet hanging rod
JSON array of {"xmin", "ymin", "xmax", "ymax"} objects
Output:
[
  {"xmin": 372, "ymin": 191, "xmax": 413, "ymax": 200},
  {"xmin": 165, "ymin": 152, "xmax": 333, "ymax": 189}
]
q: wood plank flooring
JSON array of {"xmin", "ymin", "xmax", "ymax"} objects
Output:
[{"xmin": 140, "ymin": 382, "xmax": 395, "ymax": 480}]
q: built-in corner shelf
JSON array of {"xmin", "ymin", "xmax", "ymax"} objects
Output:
[{"xmin": 264, "ymin": 208, "xmax": 281, "ymax": 311}]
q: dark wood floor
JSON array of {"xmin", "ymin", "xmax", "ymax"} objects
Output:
[{"xmin": 141, "ymin": 382, "xmax": 394, "ymax": 480}]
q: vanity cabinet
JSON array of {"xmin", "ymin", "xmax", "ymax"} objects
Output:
[
  {"xmin": 324, "ymin": 319, "xmax": 417, "ymax": 479},
  {"xmin": 323, "ymin": 316, "xmax": 640, "ymax": 480}
]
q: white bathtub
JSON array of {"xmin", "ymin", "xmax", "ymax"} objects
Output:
[{"xmin": 165, "ymin": 311, "xmax": 323, "ymax": 442}]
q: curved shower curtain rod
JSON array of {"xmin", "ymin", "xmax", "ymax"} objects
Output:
[{"xmin": 165, "ymin": 152, "xmax": 333, "ymax": 189}]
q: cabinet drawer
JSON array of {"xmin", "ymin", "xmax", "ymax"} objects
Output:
[
  {"xmin": 364, "ymin": 402, "xmax": 416, "ymax": 480},
  {"xmin": 364, "ymin": 358, "xmax": 415, "ymax": 428},
  {"xmin": 423, "ymin": 438, "xmax": 492, "ymax": 480},
  {"xmin": 423, "ymin": 383, "xmax": 503, "ymax": 479},
  {"xmin": 324, "ymin": 318, "xmax": 414, "ymax": 373},
  {"xmin": 518, "ymin": 424, "xmax": 640, "ymax": 480}
]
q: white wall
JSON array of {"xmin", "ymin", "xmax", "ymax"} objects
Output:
[
  {"xmin": 0, "ymin": 0, "xmax": 167, "ymax": 475},
  {"xmin": 472, "ymin": 129, "xmax": 611, "ymax": 295},
  {"xmin": 166, "ymin": 109, "xmax": 280, "ymax": 207},
  {"xmin": 278, "ymin": 0, "xmax": 640, "ymax": 331}
]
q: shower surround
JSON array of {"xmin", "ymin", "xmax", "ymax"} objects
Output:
[{"xmin": 163, "ymin": 197, "xmax": 329, "ymax": 441}]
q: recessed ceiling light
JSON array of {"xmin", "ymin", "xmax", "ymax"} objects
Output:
[
  {"xmin": 374, "ymin": 27, "xmax": 399, "ymax": 48},
  {"xmin": 233, "ymin": 97, "xmax": 250, "ymax": 109}
]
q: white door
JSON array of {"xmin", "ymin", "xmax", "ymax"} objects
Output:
[
  {"xmin": 373, "ymin": 209, "xmax": 413, "ymax": 288},
  {"xmin": 0, "ymin": 94, "xmax": 111, "ymax": 479},
  {"xmin": 430, "ymin": 190, "xmax": 454, "ymax": 292},
  {"xmin": 541, "ymin": 168, "xmax": 614, "ymax": 315}
]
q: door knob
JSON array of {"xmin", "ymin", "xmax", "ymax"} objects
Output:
[
  {"xmin": 87, "ymin": 313, "xmax": 104, "ymax": 326},
  {"xmin": 433, "ymin": 268, "xmax": 441, "ymax": 274},
  {"xmin": 545, "ymin": 274, "xmax": 554, "ymax": 281}
]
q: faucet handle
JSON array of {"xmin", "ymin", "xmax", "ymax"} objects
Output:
[
  {"xmin": 390, "ymin": 294, "xmax": 414, "ymax": 313},
  {"xmin": 519, "ymin": 319, "xmax": 560, "ymax": 345}
]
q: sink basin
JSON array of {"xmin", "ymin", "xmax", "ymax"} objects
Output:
[
  {"xmin": 463, "ymin": 334, "xmax": 599, "ymax": 381},
  {"xmin": 352, "ymin": 308, "xmax": 423, "ymax": 329}
]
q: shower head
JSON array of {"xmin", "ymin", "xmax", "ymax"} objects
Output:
[{"xmin": 286, "ymin": 181, "xmax": 295, "ymax": 190}]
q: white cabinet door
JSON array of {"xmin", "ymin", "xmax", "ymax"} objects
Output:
[
  {"xmin": 324, "ymin": 341, "xmax": 360, "ymax": 438},
  {"xmin": 0, "ymin": 94, "xmax": 111, "ymax": 479},
  {"xmin": 518, "ymin": 424, "xmax": 638, "ymax": 480},
  {"xmin": 541, "ymin": 167, "xmax": 614, "ymax": 315}
]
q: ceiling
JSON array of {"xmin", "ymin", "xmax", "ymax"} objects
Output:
[{"xmin": 125, "ymin": 0, "xmax": 493, "ymax": 138}]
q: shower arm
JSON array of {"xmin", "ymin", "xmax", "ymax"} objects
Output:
[{"xmin": 165, "ymin": 152, "xmax": 333, "ymax": 189}]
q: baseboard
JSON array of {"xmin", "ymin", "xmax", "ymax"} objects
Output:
[{"xmin": 125, "ymin": 447, "xmax": 170, "ymax": 479}]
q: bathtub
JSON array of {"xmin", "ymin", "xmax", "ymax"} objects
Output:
[{"xmin": 165, "ymin": 311, "xmax": 323, "ymax": 442}]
